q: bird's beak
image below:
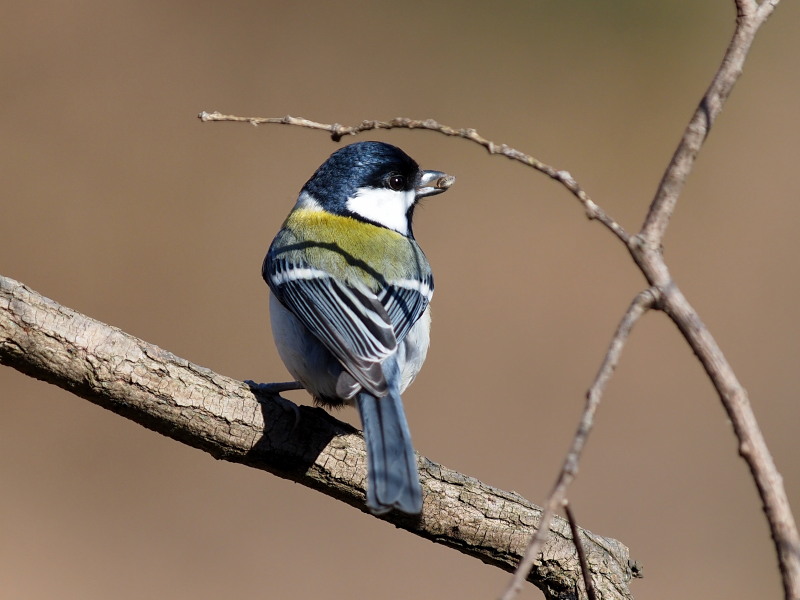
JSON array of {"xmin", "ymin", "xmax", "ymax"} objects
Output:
[{"xmin": 416, "ymin": 170, "xmax": 455, "ymax": 198}]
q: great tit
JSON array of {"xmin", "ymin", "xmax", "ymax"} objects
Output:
[{"xmin": 263, "ymin": 141, "xmax": 454, "ymax": 515}]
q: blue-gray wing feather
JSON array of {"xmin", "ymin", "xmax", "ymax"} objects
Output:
[
  {"xmin": 378, "ymin": 277, "xmax": 433, "ymax": 344},
  {"xmin": 265, "ymin": 257, "xmax": 431, "ymax": 397}
]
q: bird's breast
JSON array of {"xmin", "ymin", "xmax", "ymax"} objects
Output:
[{"xmin": 271, "ymin": 209, "xmax": 430, "ymax": 289}]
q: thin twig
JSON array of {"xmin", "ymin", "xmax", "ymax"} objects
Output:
[
  {"xmin": 628, "ymin": 1, "xmax": 799, "ymax": 597},
  {"xmin": 564, "ymin": 500, "xmax": 598, "ymax": 600},
  {"xmin": 659, "ymin": 281, "xmax": 800, "ymax": 600},
  {"xmin": 638, "ymin": 0, "xmax": 781, "ymax": 247},
  {"xmin": 197, "ymin": 111, "xmax": 630, "ymax": 246},
  {"xmin": 499, "ymin": 289, "xmax": 656, "ymax": 600}
]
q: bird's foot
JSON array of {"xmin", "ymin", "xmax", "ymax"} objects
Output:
[
  {"xmin": 245, "ymin": 380, "xmax": 304, "ymax": 394},
  {"xmin": 244, "ymin": 380, "xmax": 304, "ymax": 432}
]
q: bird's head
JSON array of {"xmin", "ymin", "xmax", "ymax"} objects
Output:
[{"xmin": 298, "ymin": 141, "xmax": 454, "ymax": 236}]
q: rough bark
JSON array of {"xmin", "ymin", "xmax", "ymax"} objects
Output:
[{"xmin": 0, "ymin": 274, "xmax": 633, "ymax": 600}]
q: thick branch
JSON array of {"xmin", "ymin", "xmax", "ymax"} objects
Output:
[{"xmin": 0, "ymin": 274, "xmax": 634, "ymax": 600}]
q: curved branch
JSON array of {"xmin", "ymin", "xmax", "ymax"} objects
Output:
[
  {"xmin": 197, "ymin": 112, "xmax": 630, "ymax": 246},
  {"xmin": 0, "ymin": 274, "xmax": 634, "ymax": 600}
]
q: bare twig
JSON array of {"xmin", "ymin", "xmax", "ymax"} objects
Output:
[
  {"xmin": 658, "ymin": 281, "xmax": 800, "ymax": 599},
  {"xmin": 197, "ymin": 111, "xmax": 630, "ymax": 245},
  {"xmin": 564, "ymin": 501, "xmax": 598, "ymax": 600},
  {"xmin": 638, "ymin": 0, "xmax": 780, "ymax": 246},
  {"xmin": 499, "ymin": 290, "xmax": 656, "ymax": 600},
  {"xmin": 628, "ymin": 2, "xmax": 800, "ymax": 597}
]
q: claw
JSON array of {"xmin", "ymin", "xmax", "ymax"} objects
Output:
[{"xmin": 244, "ymin": 380, "xmax": 304, "ymax": 433}]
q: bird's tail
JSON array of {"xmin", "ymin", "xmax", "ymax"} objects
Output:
[{"xmin": 356, "ymin": 361, "xmax": 422, "ymax": 515}]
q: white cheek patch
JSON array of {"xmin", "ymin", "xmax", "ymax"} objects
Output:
[{"xmin": 346, "ymin": 187, "xmax": 415, "ymax": 235}]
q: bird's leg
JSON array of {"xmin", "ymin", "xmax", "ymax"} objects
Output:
[
  {"xmin": 245, "ymin": 380, "xmax": 304, "ymax": 394},
  {"xmin": 244, "ymin": 380, "xmax": 304, "ymax": 432}
]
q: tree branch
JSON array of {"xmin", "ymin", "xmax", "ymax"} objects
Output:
[
  {"xmin": 638, "ymin": 0, "xmax": 781, "ymax": 246},
  {"xmin": 627, "ymin": 3, "xmax": 800, "ymax": 597},
  {"xmin": 198, "ymin": 112, "xmax": 630, "ymax": 246},
  {"xmin": 657, "ymin": 280, "xmax": 800, "ymax": 599},
  {"xmin": 565, "ymin": 501, "xmax": 599, "ymax": 600},
  {"xmin": 0, "ymin": 274, "xmax": 634, "ymax": 600}
]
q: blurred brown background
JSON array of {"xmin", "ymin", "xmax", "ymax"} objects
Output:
[{"xmin": 2, "ymin": 1, "xmax": 799, "ymax": 598}]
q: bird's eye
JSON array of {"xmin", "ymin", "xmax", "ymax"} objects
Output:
[{"xmin": 386, "ymin": 174, "xmax": 406, "ymax": 191}]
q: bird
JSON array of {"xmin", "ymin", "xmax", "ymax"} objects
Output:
[{"xmin": 262, "ymin": 141, "xmax": 454, "ymax": 515}]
